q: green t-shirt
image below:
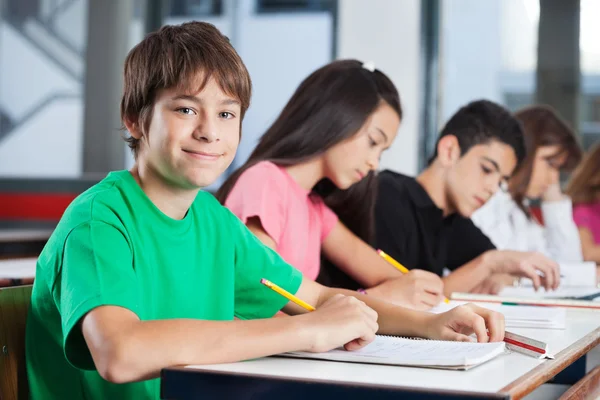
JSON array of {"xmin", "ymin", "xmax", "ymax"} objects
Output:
[{"xmin": 26, "ymin": 170, "xmax": 302, "ymax": 399}]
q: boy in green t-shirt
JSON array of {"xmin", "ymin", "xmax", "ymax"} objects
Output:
[{"xmin": 26, "ymin": 21, "xmax": 505, "ymax": 399}]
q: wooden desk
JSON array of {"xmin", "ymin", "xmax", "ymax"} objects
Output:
[
  {"xmin": 0, "ymin": 229, "xmax": 52, "ymax": 258},
  {"xmin": 161, "ymin": 309, "xmax": 600, "ymax": 400}
]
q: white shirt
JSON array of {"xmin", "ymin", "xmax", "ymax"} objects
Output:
[{"xmin": 471, "ymin": 191, "xmax": 583, "ymax": 262}]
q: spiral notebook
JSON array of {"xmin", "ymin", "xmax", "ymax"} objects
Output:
[{"xmin": 278, "ymin": 335, "xmax": 506, "ymax": 370}]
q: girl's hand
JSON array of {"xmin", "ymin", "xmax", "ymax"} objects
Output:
[
  {"xmin": 542, "ymin": 183, "xmax": 564, "ymax": 202},
  {"xmin": 366, "ymin": 270, "xmax": 444, "ymax": 310},
  {"xmin": 424, "ymin": 303, "xmax": 505, "ymax": 343}
]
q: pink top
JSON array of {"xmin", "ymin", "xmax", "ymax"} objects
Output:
[
  {"xmin": 573, "ymin": 202, "xmax": 600, "ymax": 244},
  {"xmin": 225, "ymin": 161, "xmax": 338, "ymax": 280}
]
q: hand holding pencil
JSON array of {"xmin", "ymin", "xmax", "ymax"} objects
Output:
[
  {"xmin": 368, "ymin": 250, "xmax": 449, "ymax": 308},
  {"xmin": 261, "ymin": 279, "xmax": 378, "ymax": 352}
]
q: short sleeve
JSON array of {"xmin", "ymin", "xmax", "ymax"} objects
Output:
[
  {"xmin": 313, "ymin": 196, "xmax": 338, "ymax": 242},
  {"xmin": 446, "ymin": 217, "xmax": 496, "ymax": 270},
  {"xmin": 573, "ymin": 204, "xmax": 594, "ymax": 230},
  {"xmin": 226, "ymin": 210, "xmax": 303, "ymax": 320},
  {"xmin": 55, "ymin": 222, "xmax": 140, "ymax": 370},
  {"xmin": 225, "ymin": 163, "xmax": 288, "ymax": 245},
  {"xmin": 373, "ymin": 174, "xmax": 414, "ymax": 268}
]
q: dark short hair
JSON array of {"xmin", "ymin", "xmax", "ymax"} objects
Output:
[
  {"xmin": 120, "ymin": 21, "xmax": 252, "ymax": 159},
  {"xmin": 429, "ymin": 99, "xmax": 525, "ymax": 165}
]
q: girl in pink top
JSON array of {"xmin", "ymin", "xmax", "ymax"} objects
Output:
[
  {"xmin": 567, "ymin": 142, "xmax": 600, "ymax": 264},
  {"xmin": 219, "ymin": 60, "xmax": 445, "ymax": 310}
]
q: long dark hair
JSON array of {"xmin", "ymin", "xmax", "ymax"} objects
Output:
[
  {"xmin": 508, "ymin": 105, "xmax": 582, "ymax": 216},
  {"xmin": 217, "ymin": 60, "xmax": 401, "ymax": 285}
]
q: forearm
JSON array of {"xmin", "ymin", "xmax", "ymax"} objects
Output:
[
  {"xmin": 317, "ymin": 287, "xmax": 433, "ymax": 338},
  {"xmin": 322, "ymin": 224, "xmax": 401, "ymax": 288},
  {"xmin": 94, "ymin": 316, "xmax": 312, "ymax": 383},
  {"xmin": 441, "ymin": 252, "xmax": 497, "ymax": 295},
  {"xmin": 582, "ymin": 242, "xmax": 600, "ymax": 263},
  {"xmin": 332, "ymin": 246, "xmax": 401, "ymax": 288}
]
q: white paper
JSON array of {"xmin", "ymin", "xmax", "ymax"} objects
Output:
[
  {"xmin": 283, "ymin": 335, "xmax": 506, "ymax": 368},
  {"xmin": 430, "ymin": 301, "xmax": 566, "ymax": 329}
]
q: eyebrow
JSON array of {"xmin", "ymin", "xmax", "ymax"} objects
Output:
[
  {"xmin": 482, "ymin": 156, "xmax": 511, "ymax": 180},
  {"xmin": 374, "ymin": 127, "xmax": 390, "ymax": 144},
  {"xmin": 171, "ymin": 94, "xmax": 240, "ymax": 106}
]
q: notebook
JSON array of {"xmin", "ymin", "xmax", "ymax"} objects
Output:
[
  {"xmin": 516, "ymin": 262, "xmax": 598, "ymax": 288},
  {"xmin": 451, "ymin": 289, "xmax": 600, "ymax": 309},
  {"xmin": 429, "ymin": 301, "xmax": 566, "ymax": 329},
  {"xmin": 499, "ymin": 286, "xmax": 600, "ymax": 300},
  {"xmin": 278, "ymin": 335, "xmax": 506, "ymax": 370}
]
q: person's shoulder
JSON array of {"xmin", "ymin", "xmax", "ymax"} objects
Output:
[
  {"xmin": 377, "ymin": 170, "xmax": 418, "ymax": 199},
  {"xmin": 242, "ymin": 161, "xmax": 286, "ymax": 180},
  {"xmin": 60, "ymin": 171, "xmax": 132, "ymax": 228}
]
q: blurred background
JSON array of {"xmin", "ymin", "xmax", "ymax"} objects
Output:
[{"xmin": 0, "ymin": 0, "xmax": 598, "ymax": 251}]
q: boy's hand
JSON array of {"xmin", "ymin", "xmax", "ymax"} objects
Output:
[
  {"xmin": 366, "ymin": 270, "xmax": 444, "ymax": 310},
  {"xmin": 486, "ymin": 250, "xmax": 560, "ymax": 291},
  {"xmin": 424, "ymin": 303, "xmax": 505, "ymax": 343},
  {"xmin": 303, "ymin": 294, "xmax": 378, "ymax": 353}
]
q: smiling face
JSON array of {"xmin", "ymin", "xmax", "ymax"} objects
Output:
[
  {"xmin": 321, "ymin": 102, "xmax": 401, "ymax": 190},
  {"xmin": 442, "ymin": 138, "xmax": 518, "ymax": 217},
  {"xmin": 126, "ymin": 76, "xmax": 242, "ymax": 189}
]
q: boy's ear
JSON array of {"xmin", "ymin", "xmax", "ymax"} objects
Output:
[
  {"xmin": 437, "ymin": 135, "xmax": 461, "ymax": 167},
  {"xmin": 124, "ymin": 116, "xmax": 143, "ymax": 139}
]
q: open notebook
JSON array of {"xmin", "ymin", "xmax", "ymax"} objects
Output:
[{"xmin": 278, "ymin": 335, "xmax": 506, "ymax": 370}]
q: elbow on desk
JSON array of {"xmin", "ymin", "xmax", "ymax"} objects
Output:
[{"xmin": 93, "ymin": 340, "xmax": 139, "ymax": 384}]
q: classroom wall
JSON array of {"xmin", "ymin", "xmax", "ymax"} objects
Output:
[
  {"xmin": 440, "ymin": 0, "xmax": 504, "ymax": 122},
  {"xmin": 337, "ymin": 0, "xmax": 422, "ymax": 176},
  {"xmin": 0, "ymin": 1, "xmax": 333, "ymax": 181}
]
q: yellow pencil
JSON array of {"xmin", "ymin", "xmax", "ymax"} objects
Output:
[
  {"xmin": 377, "ymin": 249, "xmax": 450, "ymax": 304},
  {"xmin": 377, "ymin": 249, "xmax": 409, "ymax": 273},
  {"xmin": 260, "ymin": 278, "xmax": 315, "ymax": 311}
]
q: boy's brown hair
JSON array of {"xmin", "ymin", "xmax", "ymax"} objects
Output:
[{"xmin": 120, "ymin": 22, "xmax": 252, "ymax": 159}]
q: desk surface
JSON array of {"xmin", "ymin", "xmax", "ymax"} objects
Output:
[
  {"xmin": 0, "ymin": 258, "xmax": 36, "ymax": 278},
  {"xmin": 163, "ymin": 309, "xmax": 600, "ymax": 400},
  {"xmin": 0, "ymin": 229, "xmax": 53, "ymax": 242}
]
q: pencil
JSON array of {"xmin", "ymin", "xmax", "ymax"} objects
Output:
[
  {"xmin": 260, "ymin": 278, "xmax": 315, "ymax": 311},
  {"xmin": 377, "ymin": 249, "xmax": 450, "ymax": 304},
  {"xmin": 377, "ymin": 249, "xmax": 409, "ymax": 273}
]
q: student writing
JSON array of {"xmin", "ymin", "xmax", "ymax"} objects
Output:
[
  {"xmin": 218, "ymin": 60, "xmax": 444, "ymax": 310},
  {"xmin": 372, "ymin": 100, "xmax": 561, "ymax": 296}
]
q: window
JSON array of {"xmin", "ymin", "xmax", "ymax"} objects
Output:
[
  {"xmin": 256, "ymin": 0, "xmax": 335, "ymax": 13},
  {"xmin": 169, "ymin": 0, "xmax": 223, "ymax": 16}
]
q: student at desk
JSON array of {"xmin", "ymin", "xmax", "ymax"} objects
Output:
[
  {"xmin": 218, "ymin": 60, "xmax": 444, "ymax": 310},
  {"xmin": 372, "ymin": 100, "xmax": 561, "ymax": 296},
  {"xmin": 26, "ymin": 22, "xmax": 505, "ymax": 400},
  {"xmin": 566, "ymin": 142, "xmax": 600, "ymax": 265},
  {"xmin": 472, "ymin": 105, "xmax": 583, "ymax": 264}
]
